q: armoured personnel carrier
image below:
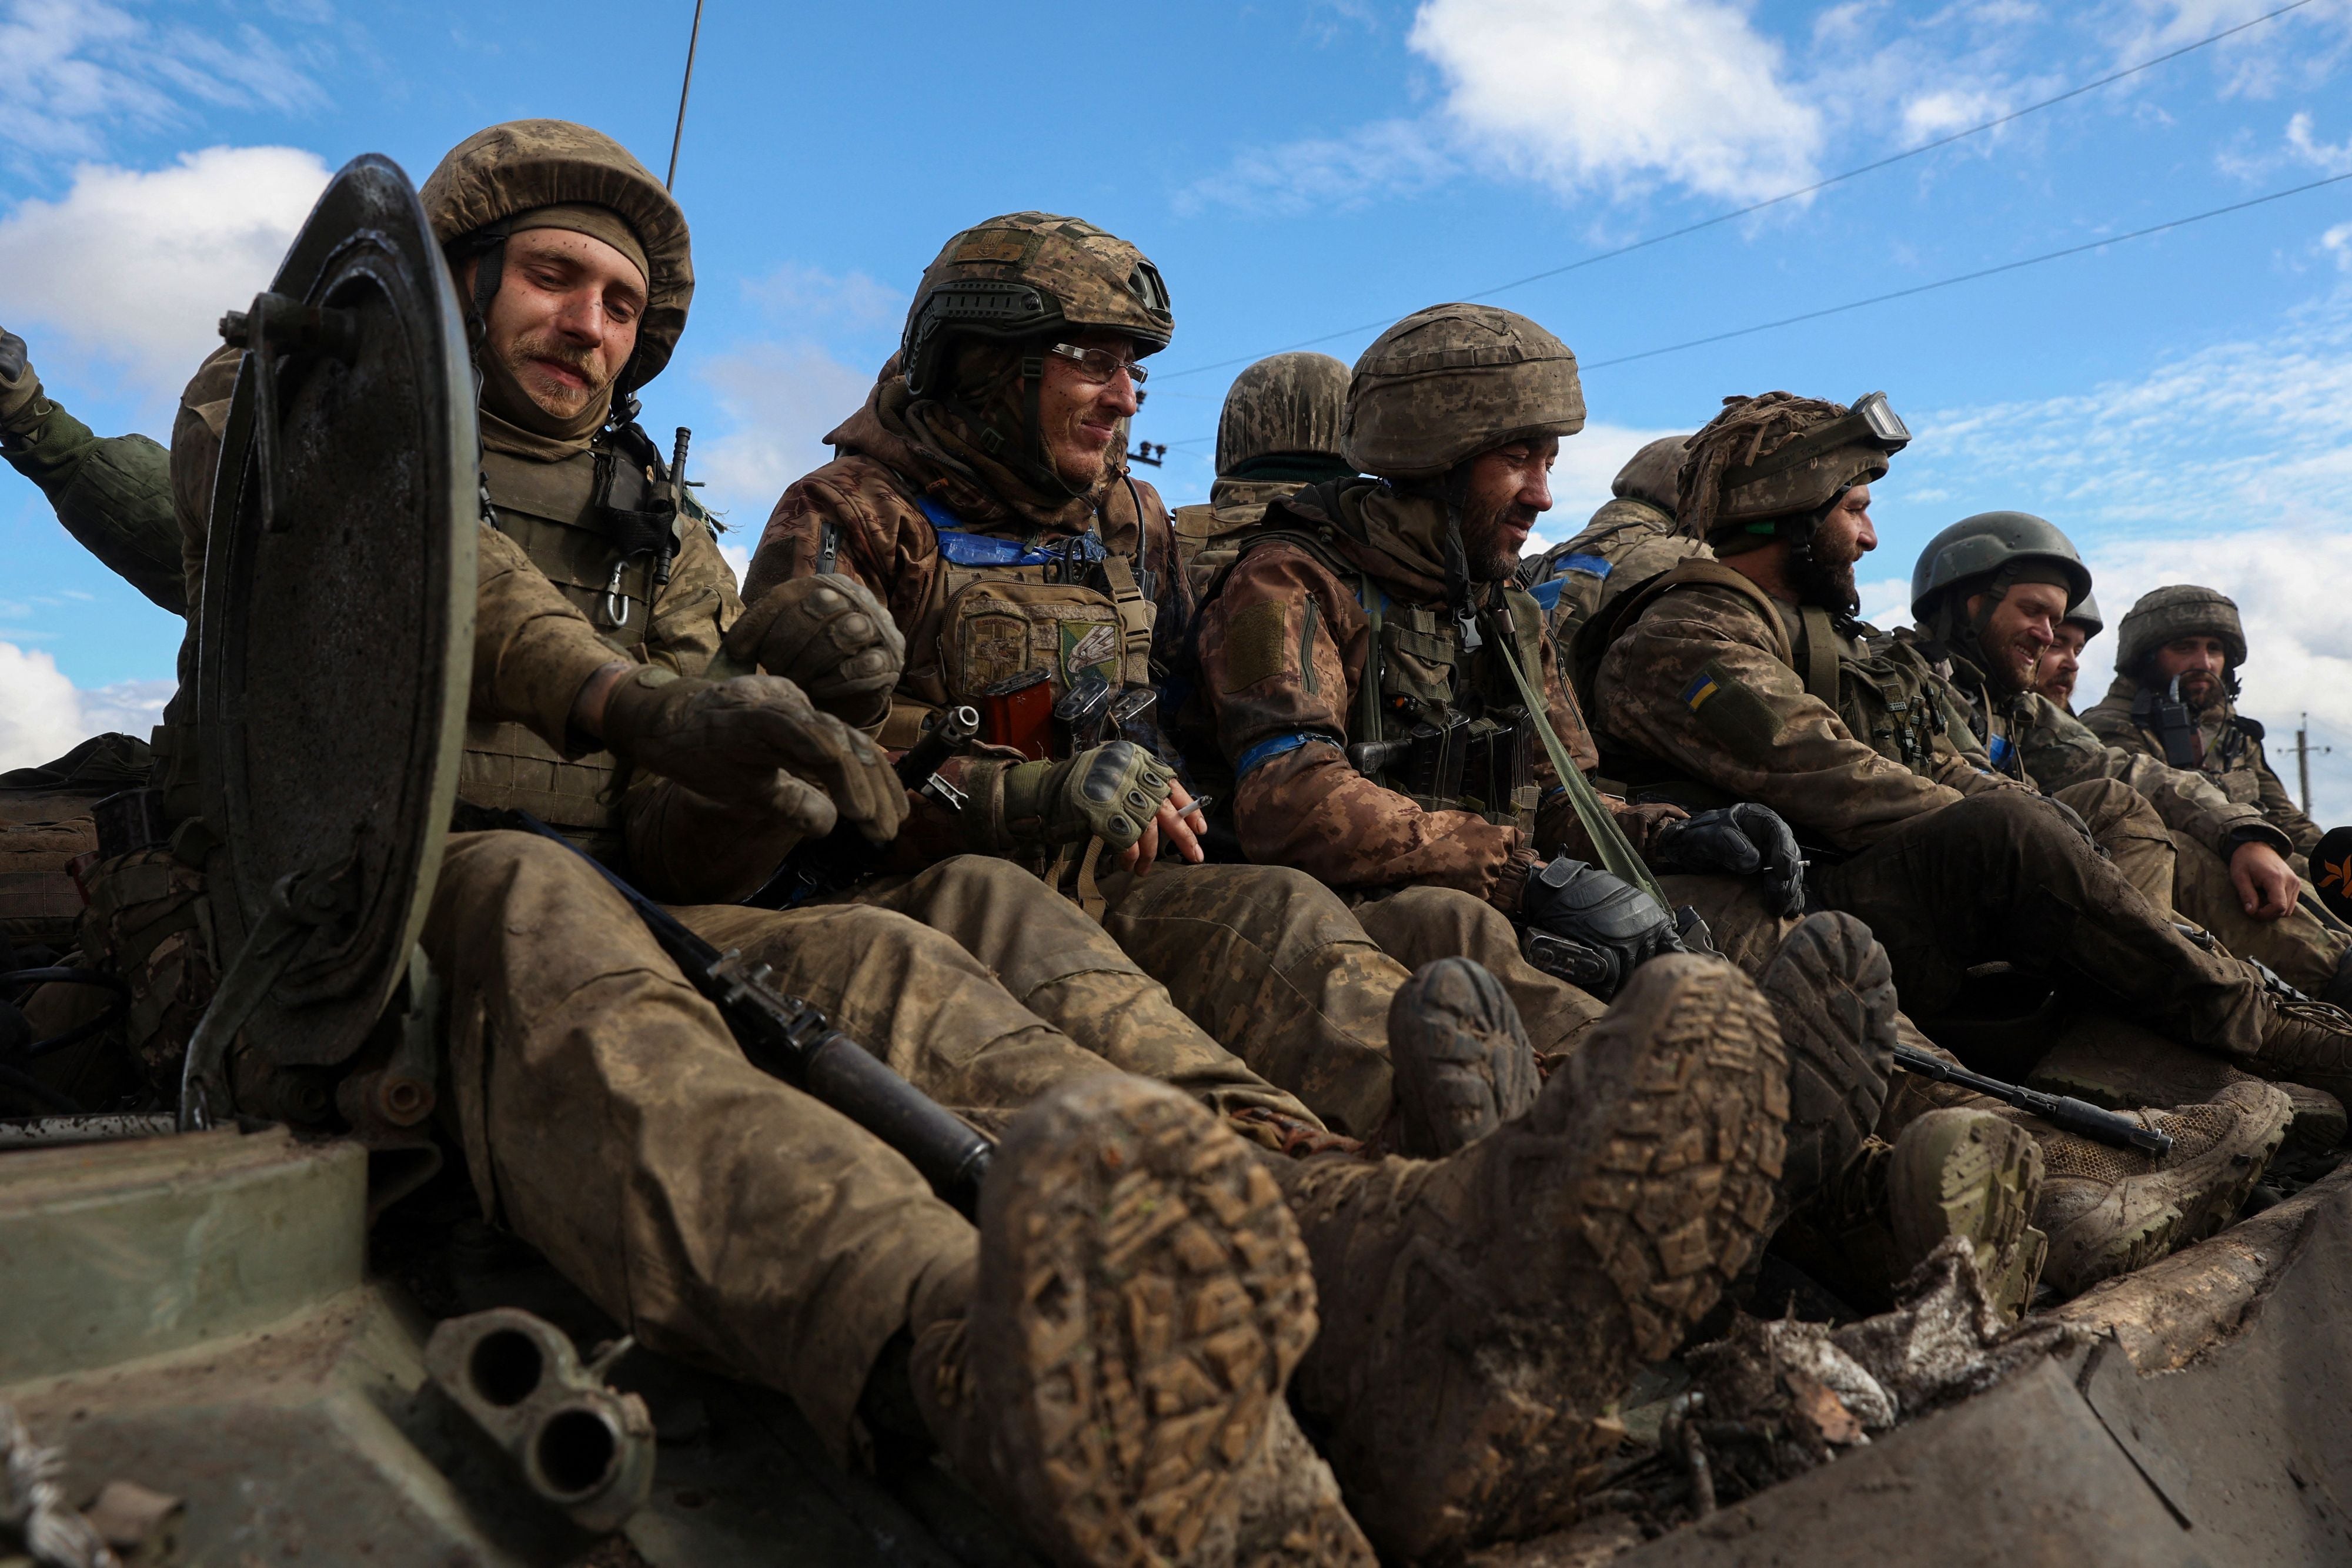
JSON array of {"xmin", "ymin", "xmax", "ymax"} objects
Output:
[{"xmin": 4, "ymin": 153, "xmax": 2348, "ymax": 1568}]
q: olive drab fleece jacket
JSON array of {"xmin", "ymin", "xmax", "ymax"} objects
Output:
[
  {"xmin": 2082, "ymin": 678, "xmax": 2324, "ymax": 864},
  {"xmin": 1189, "ymin": 479, "xmax": 1663, "ymax": 911}
]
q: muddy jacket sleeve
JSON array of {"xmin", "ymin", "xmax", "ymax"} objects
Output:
[
  {"xmin": 1593, "ymin": 584, "xmax": 1971, "ymax": 854},
  {"xmin": 1202, "ymin": 543, "xmax": 1540, "ymax": 906},
  {"xmin": 2016, "ymin": 694, "xmax": 2288, "ymax": 858}
]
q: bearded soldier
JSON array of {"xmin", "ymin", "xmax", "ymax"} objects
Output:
[
  {"xmin": 1170, "ymin": 350, "xmax": 1351, "ymax": 593},
  {"xmin": 1582, "ymin": 391, "xmax": 2344, "ymax": 1295},
  {"xmin": 2084, "ymin": 587, "xmax": 2328, "ymax": 872},
  {"xmin": 2032, "ymin": 591, "xmax": 2100, "ymax": 711},
  {"xmin": 1521, "ymin": 431, "xmax": 1703, "ymax": 643},
  {"xmin": 1903, "ymin": 521, "xmax": 2351, "ymax": 1008},
  {"xmin": 1186, "ymin": 307, "xmax": 2062, "ymax": 1317}
]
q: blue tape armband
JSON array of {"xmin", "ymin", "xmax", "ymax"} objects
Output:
[
  {"xmin": 1529, "ymin": 577, "xmax": 1565, "ymax": 613},
  {"xmin": 1235, "ymin": 732, "xmax": 1334, "ymax": 778}
]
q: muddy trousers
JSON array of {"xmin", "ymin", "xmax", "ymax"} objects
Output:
[
  {"xmin": 1097, "ymin": 864, "xmax": 1608, "ymax": 1137},
  {"xmin": 426, "ymin": 830, "xmax": 1123, "ymax": 1460},
  {"xmin": 1814, "ymin": 790, "xmax": 2271, "ymax": 1058},
  {"xmin": 2167, "ymin": 831, "xmax": 2352, "ymax": 1002},
  {"xmin": 823, "ymin": 855, "xmax": 1316, "ymax": 1127}
]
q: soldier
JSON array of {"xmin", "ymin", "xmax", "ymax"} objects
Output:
[
  {"xmin": 1520, "ymin": 431, "xmax": 1703, "ymax": 643},
  {"xmin": 2084, "ymin": 587, "xmax": 2328, "ymax": 873},
  {"xmin": 1170, "ymin": 350, "xmax": 1351, "ymax": 593},
  {"xmin": 2032, "ymin": 591, "xmax": 2100, "ymax": 711},
  {"xmin": 1904, "ymin": 519, "xmax": 2351, "ymax": 1007},
  {"xmin": 1584, "ymin": 391, "xmax": 2340, "ymax": 1293},
  {"xmin": 1185, "ymin": 306, "xmax": 2056, "ymax": 1315},
  {"xmin": 0, "ymin": 326, "xmax": 183, "ymax": 615}
]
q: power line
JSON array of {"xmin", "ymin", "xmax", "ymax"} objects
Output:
[
  {"xmin": 665, "ymin": 0, "xmax": 707, "ymax": 191},
  {"xmin": 1145, "ymin": 169, "xmax": 2352, "ymax": 447},
  {"xmin": 1581, "ymin": 170, "xmax": 2352, "ymax": 369},
  {"xmin": 1158, "ymin": 0, "xmax": 2317, "ymax": 381}
]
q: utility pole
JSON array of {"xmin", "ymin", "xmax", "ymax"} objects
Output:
[{"xmin": 2299, "ymin": 714, "xmax": 2318, "ymax": 814}]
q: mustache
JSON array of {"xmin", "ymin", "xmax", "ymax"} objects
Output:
[{"xmin": 507, "ymin": 330, "xmax": 608, "ymax": 387}]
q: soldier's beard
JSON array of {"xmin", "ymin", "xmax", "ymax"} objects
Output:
[
  {"xmin": 1980, "ymin": 622, "xmax": 2048, "ymax": 696},
  {"xmin": 1459, "ymin": 496, "xmax": 1540, "ymax": 582},
  {"xmin": 1790, "ymin": 529, "xmax": 1863, "ymax": 615},
  {"xmin": 2176, "ymin": 671, "xmax": 2225, "ymax": 713},
  {"xmin": 500, "ymin": 329, "xmax": 612, "ymax": 424}
]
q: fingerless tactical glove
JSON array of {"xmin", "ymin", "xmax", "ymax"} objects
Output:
[{"xmin": 967, "ymin": 740, "xmax": 1174, "ymax": 858}]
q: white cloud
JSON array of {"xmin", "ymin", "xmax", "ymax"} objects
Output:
[
  {"xmin": 1411, "ymin": 0, "xmax": 1823, "ymax": 202},
  {"xmin": 743, "ymin": 263, "xmax": 906, "ymax": 329},
  {"xmin": 2324, "ymin": 221, "xmax": 2352, "ymax": 270},
  {"xmin": 690, "ymin": 342, "xmax": 878, "ymax": 534},
  {"xmin": 1186, "ymin": 0, "xmax": 1822, "ymax": 212},
  {"xmin": 0, "ymin": 0, "xmax": 326, "ymax": 163},
  {"xmin": 2285, "ymin": 110, "xmax": 2352, "ymax": 174},
  {"xmin": 0, "ymin": 642, "xmax": 168, "ymax": 771},
  {"xmin": 0, "ymin": 145, "xmax": 333, "ymax": 400}
]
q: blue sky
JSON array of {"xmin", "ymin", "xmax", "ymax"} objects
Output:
[{"xmin": 5, "ymin": 0, "xmax": 2352, "ymax": 804}]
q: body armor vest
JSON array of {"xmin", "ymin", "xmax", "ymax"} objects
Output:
[
  {"xmin": 833, "ymin": 481, "xmax": 1158, "ymax": 753},
  {"xmin": 1233, "ymin": 527, "xmax": 1546, "ymax": 831},
  {"xmin": 467, "ymin": 443, "xmax": 674, "ymax": 844},
  {"xmin": 1584, "ymin": 560, "xmax": 1982, "ymax": 808}
]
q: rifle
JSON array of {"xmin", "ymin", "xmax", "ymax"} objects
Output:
[
  {"xmin": 746, "ymin": 705, "xmax": 980, "ymax": 908},
  {"xmin": 505, "ymin": 810, "xmax": 995, "ymax": 1214},
  {"xmin": 1892, "ymin": 1043, "xmax": 2173, "ymax": 1156}
]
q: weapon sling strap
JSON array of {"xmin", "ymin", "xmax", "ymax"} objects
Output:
[{"xmin": 1797, "ymin": 606, "xmax": 1843, "ymax": 707}]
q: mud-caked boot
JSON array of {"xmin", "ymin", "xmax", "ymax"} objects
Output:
[
  {"xmin": 911, "ymin": 1075, "xmax": 1375, "ymax": 1567},
  {"xmin": 1387, "ymin": 957, "xmax": 1539, "ymax": 1158},
  {"xmin": 1273, "ymin": 954, "xmax": 1789, "ymax": 1562},
  {"xmin": 1886, "ymin": 1109, "xmax": 2048, "ymax": 1316},
  {"xmin": 1755, "ymin": 911, "xmax": 1899, "ymax": 1205},
  {"xmin": 1770, "ymin": 1109, "xmax": 2046, "ymax": 1320},
  {"xmin": 2030, "ymin": 1012, "xmax": 2347, "ymax": 1165},
  {"xmin": 2250, "ymin": 997, "xmax": 2352, "ymax": 1110},
  {"xmin": 2034, "ymin": 1078, "xmax": 2293, "ymax": 1297}
]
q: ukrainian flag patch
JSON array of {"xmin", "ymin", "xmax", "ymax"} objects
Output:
[{"xmin": 1682, "ymin": 671, "xmax": 1722, "ymax": 712}]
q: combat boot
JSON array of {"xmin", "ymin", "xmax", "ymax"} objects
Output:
[
  {"xmin": 1755, "ymin": 911, "xmax": 1899, "ymax": 1202},
  {"xmin": 2033, "ymin": 1078, "xmax": 2291, "ymax": 1296},
  {"xmin": 1272, "ymin": 955, "xmax": 1788, "ymax": 1562},
  {"xmin": 911, "ymin": 1075, "xmax": 1375, "ymax": 1567},
  {"xmin": 2030, "ymin": 1012, "xmax": 2347, "ymax": 1162},
  {"xmin": 1769, "ymin": 1109, "xmax": 2046, "ymax": 1322},
  {"xmin": 2250, "ymin": 996, "xmax": 2352, "ymax": 1109},
  {"xmin": 1386, "ymin": 956, "xmax": 1538, "ymax": 1158}
]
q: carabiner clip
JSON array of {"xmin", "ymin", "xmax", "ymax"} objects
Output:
[{"xmin": 603, "ymin": 560, "xmax": 632, "ymax": 627}]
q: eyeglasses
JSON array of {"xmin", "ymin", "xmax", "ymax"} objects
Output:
[{"xmin": 1047, "ymin": 342, "xmax": 1150, "ymax": 387}]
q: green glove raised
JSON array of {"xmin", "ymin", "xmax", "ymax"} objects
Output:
[
  {"xmin": 723, "ymin": 575, "xmax": 906, "ymax": 728},
  {"xmin": 971, "ymin": 740, "xmax": 1174, "ymax": 858}
]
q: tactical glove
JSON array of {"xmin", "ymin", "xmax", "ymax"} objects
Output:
[
  {"xmin": 970, "ymin": 741, "xmax": 1174, "ymax": 858},
  {"xmin": 1517, "ymin": 855, "xmax": 1682, "ymax": 998},
  {"xmin": 1648, "ymin": 803, "xmax": 1808, "ymax": 917},
  {"xmin": 0, "ymin": 327, "xmax": 40, "ymax": 429},
  {"xmin": 600, "ymin": 667, "xmax": 907, "ymax": 843},
  {"xmin": 723, "ymin": 575, "xmax": 906, "ymax": 729}
]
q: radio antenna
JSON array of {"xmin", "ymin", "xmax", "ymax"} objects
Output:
[{"xmin": 664, "ymin": 0, "xmax": 707, "ymax": 191}]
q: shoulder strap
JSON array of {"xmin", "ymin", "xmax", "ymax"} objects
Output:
[{"xmin": 1796, "ymin": 606, "xmax": 1843, "ymax": 707}]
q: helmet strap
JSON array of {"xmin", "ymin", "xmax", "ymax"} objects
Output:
[{"xmin": 1438, "ymin": 465, "xmax": 1475, "ymax": 616}]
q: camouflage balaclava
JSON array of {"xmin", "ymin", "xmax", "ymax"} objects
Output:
[
  {"xmin": 896, "ymin": 212, "xmax": 1172, "ymax": 503},
  {"xmin": 419, "ymin": 120, "xmax": 693, "ymax": 459}
]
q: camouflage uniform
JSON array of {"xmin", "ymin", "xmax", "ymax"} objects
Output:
[
  {"xmin": 1170, "ymin": 350, "xmax": 1352, "ymax": 594},
  {"xmin": 744, "ymin": 216, "xmax": 1415, "ymax": 1138},
  {"xmin": 1522, "ymin": 432, "xmax": 1704, "ymax": 644}
]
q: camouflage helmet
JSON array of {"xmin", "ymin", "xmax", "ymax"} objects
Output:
[
  {"xmin": 2116, "ymin": 585, "xmax": 2247, "ymax": 674},
  {"xmin": 2063, "ymin": 590, "xmax": 2104, "ymax": 640},
  {"xmin": 1678, "ymin": 392, "xmax": 1907, "ymax": 552},
  {"xmin": 1612, "ymin": 433, "xmax": 1689, "ymax": 513},
  {"xmin": 1341, "ymin": 304, "xmax": 1585, "ymax": 481},
  {"xmin": 1909, "ymin": 510, "xmax": 2091, "ymax": 622},
  {"xmin": 420, "ymin": 119, "xmax": 693, "ymax": 395},
  {"xmin": 900, "ymin": 213, "xmax": 1172, "ymax": 397},
  {"xmin": 1215, "ymin": 352, "xmax": 1349, "ymax": 475}
]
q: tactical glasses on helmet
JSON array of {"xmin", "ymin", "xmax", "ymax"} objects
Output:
[{"xmin": 1721, "ymin": 390, "xmax": 1910, "ymax": 490}]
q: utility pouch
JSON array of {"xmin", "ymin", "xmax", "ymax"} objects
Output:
[
  {"xmin": 977, "ymin": 667, "xmax": 1055, "ymax": 760},
  {"xmin": 939, "ymin": 576, "xmax": 1130, "ymax": 703},
  {"xmin": 1462, "ymin": 709, "xmax": 1538, "ymax": 825}
]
